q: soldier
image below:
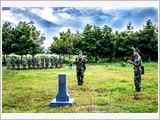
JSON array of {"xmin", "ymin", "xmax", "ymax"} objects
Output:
[
  {"xmin": 41, "ymin": 56, "xmax": 45, "ymax": 69},
  {"xmin": 27, "ymin": 56, "xmax": 32, "ymax": 69},
  {"xmin": 45, "ymin": 56, "xmax": 49, "ymax": 68},
  {"xmin": 127, "ymin": 48, "xmax": 142, "ymax": 92},
  {"xmin": 22, "ymin": 56, "xmax": 27, "ymax": 69},
  {"xmin": 32, "ymin": 56, "xmax": 36, "ymax": 69},
  {"xmin": 75, "ymin": 51, "xmax": 86, "ymax": 86},
  {"xmin": 36, "ymin": 56, "xmax": 41, "ymax": 69},
  {"xmin": 16, "ymin": 57, "xmax": 21, "ymax": 70},
  {"xmin": 6, "ymin": 56, "xmax": 11, "ymax": 70},
  {"xmin": 10, "ymin": 56, "xmax": 16, "ymax": 70}
]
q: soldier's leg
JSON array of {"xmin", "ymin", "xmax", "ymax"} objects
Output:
[
  {"xmin": 134, "ymin": 70, "xmax": 141, "ymax": 92},
  {"xmin": 80, "ymin": 69, "xmax": 84, "ymax": 85},
  {"xmin": 77, "ymin": 70, "xmax": 81, "ymax": 85}
]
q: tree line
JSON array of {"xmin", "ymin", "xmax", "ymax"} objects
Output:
[{"xmin": 2, "ymin": 19, "xmax": 158, "ymax": 63}]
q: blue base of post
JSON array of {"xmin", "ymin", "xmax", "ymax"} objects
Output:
[{"xmin": 50, "ymin": 98, "xmax": 75, "ymax": 107}]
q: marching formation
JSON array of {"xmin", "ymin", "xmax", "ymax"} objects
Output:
[{"xmin": 5, "ymin": 55, "xmax": 62, "ymax": 70}]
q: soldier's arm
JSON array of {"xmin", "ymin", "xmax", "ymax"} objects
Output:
[
  {"xmin": 74, "ymin": 57, "xmax": 78, "ymax": 64},
  {"xmin": 127, "ymin": 60, "xmax": 133, "ymax": 65}
]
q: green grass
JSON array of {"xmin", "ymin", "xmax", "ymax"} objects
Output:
[{"xmin": 2, "ymin": 62, "xmax": 158, "ymax": 113}]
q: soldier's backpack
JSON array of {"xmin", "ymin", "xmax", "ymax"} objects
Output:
[{"xmin": 141, "ymin": 66, "xmax": 144, "ymax": 75}]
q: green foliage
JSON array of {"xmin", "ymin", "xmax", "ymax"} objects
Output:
[
  {"xmin": 49, "ymin": 19, "xmax": 158, "ymax": 63},
  {"xmin": 2, "ymin": 21, "xmax": 46, "ymax": 58}
]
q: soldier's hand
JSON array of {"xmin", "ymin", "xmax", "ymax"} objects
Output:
[{"xmin": 127, "ymin": 60, "xmax": 131, "ymax": 63}]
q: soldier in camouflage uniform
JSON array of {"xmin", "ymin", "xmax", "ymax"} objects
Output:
[
  {"xmin": 41, "ymin": 56, "xmax": 45, "ymax": 69},
  {"xmin": 45, "ymin": 56, "xmax": 49, "ymax": 68},
  {"xmin": 16, "ymin": 57, "xmax": 21, "ymax": 70},
  {"xmin": 36, "ymin": 56, "xmax": 41, "ymax": 69},
  {"xmin": 127, "ymin": 48, "xmax": 142, "ymax": 92},
  {"xmin": 22, "ymin": 56, "xmax": 27, "ymax": 69},
  {"xmin": 50, "ymin": 56, "xmax": 54, "ymax": 68},
  {"xmin": 6, "ymin": 56, "xmax": 11, "ymax": 70},
  {"xmin": 75, "ymin": 51, "xmax": 86, "ymax": 86},
  {"xmin": 32, "ymin": 57, "xmax": 36, "ymax": 69},
  {"xmin": 10, "ymin": 56, "xmax": 16, "ymax": 70},
  {"xmin": 27, "ymin": 56, "xmax": 32, "ymax": 69}
]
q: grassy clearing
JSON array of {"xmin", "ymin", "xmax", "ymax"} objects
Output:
[{"xmin": 2, "ymin": 62, "xmax": 158, "ymax": 113}]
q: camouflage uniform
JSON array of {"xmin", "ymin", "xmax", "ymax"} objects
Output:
[
  {"xmin": 41, "ymin": 57, "xmax": 45, "ymax": 69},
  {"xmin": 16, "ymin": 57, "xmax": 21, "ymax": 70},
  {"xmin": 75, "ymin": 51, "xmax": 86, "ymax": 85},
  {"xmin": 6, "ymin": 56, "xmax": 11, "ymax": 70},
  {"xmin": 22, "ymin": 57, "xmax": 27, "ymax": 69},
  {"xmin": 36, "ymin": 57, "xmax": 41, "ymax": 69},
  {"xmin": 32, "ymin": 57, "xmax": 36, "ymax": 69},
  {"xmin": 10, "ymin": 57, "xmax": 16, "ymax": 70},
  {"xmin": 129, "ymin": 48, "xmax": 142, "ymax": 92},
  {"xmin": 45, "ymin": 56, "xmax": 49, "ymax": 68},
  {"xmin": 50, "ymin": 57, "xmax": 54, "ymax": 68},
  {"xmin": 27, "ymin": 57, "xmax": 32, "ymax": 69}
]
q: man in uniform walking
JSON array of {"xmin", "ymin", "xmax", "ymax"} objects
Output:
[
  {"xmin": 127, "ymin": 48, "xmax": 143, "ymax": 92},
  {"xmin": 75, "ymin": 51, "xmax": 86, "ymax": 86}
]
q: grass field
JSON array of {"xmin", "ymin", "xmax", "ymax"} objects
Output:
[{"xmin": 2, "ymin": 62, "xmax": 158, "ymax": 113}]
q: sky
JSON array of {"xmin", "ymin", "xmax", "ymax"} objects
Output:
[{"xmin": 2, "ymin": 7, "xmax": 158, "ymax": 49}]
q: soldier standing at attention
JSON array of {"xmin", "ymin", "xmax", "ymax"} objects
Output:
[
  {"xmin": 75, "ymin": 51, "xmax": 86, "ymax": 86},
  {"xmin": 27, "ymin": 56, "xmax": 32, "ymax": 69},
  {"xmin": 45, "ymin": 56, "xmax": 49, "ymax": 69},
  {"xmin": 6, "ymin": 56, "xmax": 11, "ymax": 70},
  {"xmin": 16, "ymin": 57, "xmax": 21, "ymax": 70},
  {"xmin": 22, "ymin": 56, "xmax": 27, "ymax": 69},
  {"xmin": 41, "ymin": 56, "xmax": 45, "ymax": 69},
  {"xmin": 127, "ymin": 48, "xmax": 142, "ymax": 92}
]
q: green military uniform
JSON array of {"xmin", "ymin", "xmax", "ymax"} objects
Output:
[
  {"xmin": 6, "ymin": 56, "xmax": 11, "ymax": 70},
  {"xmin": 41, "ymin": 57, "xmax": 45, "ymax": 69},
  {"xmin": 36, "ymin": 57, "xmax": 41, "ymax": 69},
  {"xmin": 75, "ymin": 51, "xmax": 86, "ymax": 85},
  {"xmin": 16, "ymin": 57, "xmax": 21, "ymax": 70},
  {"xmin": 50, "ymin": 57, "xmax": 54, "ymax": 68},
  {"xmin": 45, "ymin": 56, "xmax": 49, "ymax": 68},
  {"xmin": 129, "ymin": 48, "xmax": 142, "ymax": 92},
  {"xmin": 32, "ymin": 57, "xmax": 36, "ymax": 69},
  {"xmin": 10, "ymin": 56, "xmax": 16, "ymax": 70},
  {"xmin": 27, "ymin": 57, "xmax": 32, "ymax": 69},
  {"xmin": 22, "ymin": 57, "xmax": 27, "ymax": 69}
]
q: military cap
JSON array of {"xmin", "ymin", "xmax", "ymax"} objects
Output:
[
  {"xmin": 78, "ymin": 50, "xmax": 82, "ymax": 54},
  {"xmin": 133, "ymin": 48, "xmax": 140, "ymax": 52}
]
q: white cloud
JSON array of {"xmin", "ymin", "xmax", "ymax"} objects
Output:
[{"xmin": 30, "ymin": 7, "xmax": 59, "ymax": 23}]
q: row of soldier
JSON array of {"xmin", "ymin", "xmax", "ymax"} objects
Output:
[{"xmin": 6, "ymin": 56, "xmax": 62, "ymax": 70}]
